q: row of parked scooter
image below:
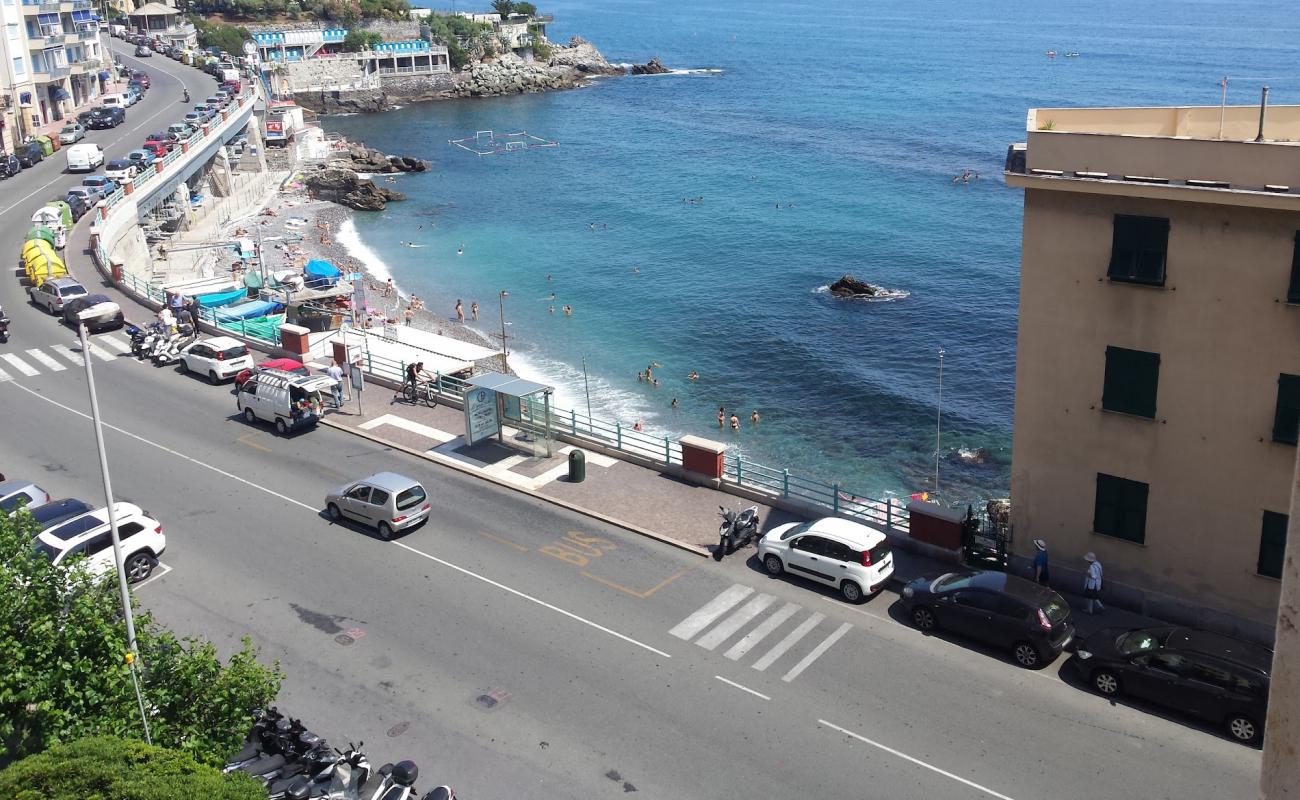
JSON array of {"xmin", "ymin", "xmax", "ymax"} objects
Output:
[
  {"xmin": 224, "ymin": 708, "xmax": 455, "ymax": 800},
  {"xmin": 126, "ymin": 321, "xmax": 195, "ymax": 366}
]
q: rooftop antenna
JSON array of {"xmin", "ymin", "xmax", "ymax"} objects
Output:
[{"xmin": 1254, "ymin": 85, "xmax": 1269, "ymax": 143}]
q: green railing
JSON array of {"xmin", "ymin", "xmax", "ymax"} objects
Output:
[{"xmin": 723, "ymin": 454, "xmax": 908, "ymax": 533}]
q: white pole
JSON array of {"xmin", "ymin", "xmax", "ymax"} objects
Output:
[
  {"xmin": 582, "ymin": 353, "xmax": 593, "ymax": 431},
  {"xmin": 1218, "ymin": 76, "xmax": 1228, "ymax": 139},
  {"xmin": 935, "ymin": 347, "xmax": 945, "ymax": 498}
]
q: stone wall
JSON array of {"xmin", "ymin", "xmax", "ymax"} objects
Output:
[
  {"xmin": 279, "ymin": 57, "xmax": 377, "ymax": 92},
  {"xmin": 357, "ymin": 19, "xmax": 422, "ymax": 39}
]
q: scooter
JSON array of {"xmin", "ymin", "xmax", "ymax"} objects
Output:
[
  {"xmin": 714, "ymin": 505, "xmax": 760, "ymax": 560},
  {"xmin": 151, "ymin": 326, "xmax": 194, "ymax": 366},
  {"xmin": 0, "ymin": 307, "xmax": 10, "ymax": 343},
  {"xmin": 358, "ymin": 760, "xmax": 421, "ymax": 800},
  {"xmin": 128, "ymin": 322, "xmax": 163, "ymax": 358},
  {"xmin": 275, "ymin": 743, "xmax": 371, "ymax": 800},
  {"xmin": 422, "ymin": 787, "xmax": 456, "ymax": 800},
  {"xmin": 183, "ymin": 88, "xmax": 191, "ymax": 103}
]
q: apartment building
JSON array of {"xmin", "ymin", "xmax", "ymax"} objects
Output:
[{"xmin": 1004, "ymin": 103, "xmax": 1300, "ymax": 640}]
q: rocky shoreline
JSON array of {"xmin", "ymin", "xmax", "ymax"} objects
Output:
[
  {"xmin": 295, "ymin": 37, "xmax": 668, "ymax": 114},
  {"xmin": 302, "ymin": 142, "xmax": 430, "ymax": 211}
]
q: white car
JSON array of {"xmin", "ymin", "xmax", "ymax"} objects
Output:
[
  {"xmin": 33, "ymin": 502, "xmax": 165, "ymax": 583},
  {"xmin": 180, "ymin": 336, "xmax": 255, "ymax": 384},
  {"xmin": 756, "ymin": 517, "xmax": 895, "ymax": 603},
  {"xmin": 103, "ymin": 159, "xmax": 137, "ymax": 182}
]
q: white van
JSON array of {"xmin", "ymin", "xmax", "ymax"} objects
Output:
[
  {"xmin": 237, "ymin": 368, "xmax": 335, "ymax": 434},
  {"xmin": 65, "ymin": 143, "xmax": 104, "ymax": 173},
  {"xmin": 100, "ymin": 93, "xmax": 126, "ymax": 110}
]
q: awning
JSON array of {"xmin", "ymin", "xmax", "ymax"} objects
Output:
[
  {"xmin": 19, "ymin": 92, "xmax": 31, "ymax": 103},
  {"xmin": 52, "ymin": 87, "xmax": 70, "ymax": 101}
]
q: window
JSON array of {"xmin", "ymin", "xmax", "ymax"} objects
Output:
[
  {"xmin": 1273, "ymin": 373, "xmax": 1300, "ymax": 445},
  {"xmin": 368, "ymin": 489, "xmax": 390, "ymax": 506},
  {"xmin": 1093, "ymin": 473, "xmax": 1149, "ymax": 544},
  {"xmin": 118, "ymin": 522, "xmax": 144, "ymax": 539},
  {"xmin": 1108, "ymin": 215, "xmax": 1169, "ymax": 286},
  {"xmin": 0, "ymin": 493, "xmax": 30, "ymax": 513},
  {"xmin": 1102, "ymin": 346, "xmax": 1160, "ymax": 418},
  {"xmin": 791, "ymin": 536, "xmax": 828, "ymax": 555},
  {"xmin": 84, "ymin": 531, "xmax": 113, "ymax": 556},
  {"xmin": 13, "ymin": 55, "xmax": 25, "ymax": 75},
  {"xmin": 821, "ymin": 540, "xmax": 855, "ymax": 562},
  {"xmin": 1290, "ymin": 233, "xmax": 1300, "ymax": 303},
  {"xmin": 1147, "ymin": 652, "xmax": 1189, "ymax": 675},
  {"xmin": 395, "ymin": 486, "xmax": 426, "ymax": 511},
  {"xmin": 48, "ymin": 515, "xmax": 101, "ymax": 542},
  {"xmin": 1258, "ymin": 510, "xmax": 1288, "ymax": 579},
  {"xmin": 345, "ymin": 486, "xmax": 370, "ymax": 502}
]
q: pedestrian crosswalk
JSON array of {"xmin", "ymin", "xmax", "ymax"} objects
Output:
[
  {"xmin": 671, "ymin": 583, "xmax": 854, "ymax": 683},
  {"xmin": 0, "ymin": 331, "xmax": 135, "ymax": 382}
]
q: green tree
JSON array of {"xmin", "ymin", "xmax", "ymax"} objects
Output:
[
  {"xmin": 192, "ymin": 19, "xmax": 252, "ymax": 55},
  {"xmin": 491, "ymin": 0, "xmax": 513, "ymax": 18},
  {"xmin": 0, "ymin": 508, "xmax": 282, "ymax": 766},
  {"xmin": 342, "ymin": 29, "xmax": 383, "ymax": 51},
  {"xmin": 0, "ymin": 736, "xmax": 265, "ymax": 800},
  {"xmin": 513, "ymin": 1, "xmax": 536, "ymax": 15}
]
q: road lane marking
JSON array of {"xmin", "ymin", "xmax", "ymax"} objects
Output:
[
  {"xmin": 50, "ymin": 344, "xmax": 84, "ymax": 366},
  {"xmin": 782, "ymin": 622, "xmax": 852, "ymax": 682},
  {"xmin": 393, "ymin": 540, "xmax": 672, "ymax": 659},
  {"xmin": 752, "ymin": 612, "xmax": 823, "ymax": 672},
  {"xmin": 26, "ymin": 349, "xmax": 66, "ymax": 371},
  {"xmin": 669, "ymin": 583, "xmax": 752, "ymax": 640},
  {"xmin": 237, "ymin": 433, "xmax": 271, "ymax": 453},
  {"xmin": 714, "ymin": 675, "xmax": 770, "ymax": 701},
  {"xmin": 817, "ymin": 719, "xmax": 1019, "ymax": 800},
  {"xmin": 0, "ymin": 353, "xmax": 39, "ymax": 376},
  {"xmin": 359, "ymin": 413, "xmax": 455, "ymax": 443},
  {"xmin": 695, "ymin": 593, "xmax": 776, "ymax": 650},
  {"xmin": 724, "ymin": 602, "xmax": 800, "ymax": 660},
  {"xmin": 475, "ymin": 529, "xmax": 528, "ymax": 552}
]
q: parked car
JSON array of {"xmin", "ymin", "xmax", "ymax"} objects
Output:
[
  {"xmin": 62, "ymin": 294, "xmax": 124, "ymax": 332},
  {"xmin": 62, "ymin": 193, "xmax": 88, "ymax": 222},
  {"xmin": 899, "ymin": 569, "xmax": 1075, "ymax": 668},
  {"xmin": 76, "ymin": 110, "xmax": 96, "ymax": 127},
  {"xmin": 179, "ymin": 336, "xmax": 254, "ymax": 384},
  {"xmin": 131, "ymin": 71, "xmax": 150, "ymax": 88},
  {"xmin": 0, "ymin": 153, "xmax": 21, "ymax": 178},
  {"xmin": 124, "ymin": 87, "xmax": 141, "ymax": 106},
  {"xmin": 127, "ymin": 80, "xmax": 147, "ymax": 97},
  {"xmin": 143, "ymin": 132, "xmax": 174, "ymax": 152},
  {"xmin": 58, "ymin": 123, "xmax": 86, "ymax": 145},
  {"xmin": 757, "ymin": 516, "xmax": 895, "ymax": 603},
  {"xmin": 237, "ymin": 368, "xmax": 335, "ymax": 433},
  {"xmin": 65, "ymin": 186, "xmax": 100, "ymax": 207},
  {"xmin": 140, "ymin": 140, "xmax": 168, "ymax": 160},
  {"xmin": 14, "ymin": 140, "xmax": 44, "ymax": 168},
  {"xmin": 65, "ymin": 143, "xmax": 105, "ymax": 173},
  {"xmin": 126, "ymin": 148, "xmax": 156, "ymax": 170},
  {"xmin": 166, "ymin": 122, "xmax": 193, "ymax": 141},
  {"xmin": 104, "ymin": 159, "xmax": 137, "ymax": 182},
  {"xmin": 324, "ymin": 472, "xmax": 430, "ymax": 540},
  {"xmin": 234, "ymin": 358, "xmax": 310, "ymax": 388},
  {"xmin": 33, "ymin": 502, "xmax": 165, "ymax": 583},
  {"xmin": 87, "ymin": 107, "xmax": 124, "ymax": 129},
  {"xmin": 134, "ymin": 44, "xmax": 152, "ymax": 57},
  {"xmin": 0, "ymin": 480, "xmax": 50, "ymax": 515},
  {"xmin": 1073, "ymin": 626, "xmax": 1272, "ymax": 745},
  {"xmin": 183, "ymin": 111, "xmax": 205, "ymax": 127},
  {"xmin": 82, "ymin": 175, "xmax": 119, "ymax": 196},
  {"xmin": 26, "ymin": 498, "xmax": 95, "ymax": 530},
  {"xmin": 28, "ymin": 276, "xmax": 87, "ymax": 314}
]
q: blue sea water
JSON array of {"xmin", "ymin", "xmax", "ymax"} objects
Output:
[{"xmin": 320, "ymin": 0, "xmax": 1297, "ymax": 502}]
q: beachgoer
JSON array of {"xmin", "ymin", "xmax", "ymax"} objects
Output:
[
  {"xmin": 471, "ymin": 301, "xmax": 478, "ymax": 321},
  {"xmin": 633, "ymin": 420, "xmax": 644, "ymax": 432},
  {"xmin": 563, "ymin": 305, "xmax": 572, "ymax": 316},
  {"xmin": 750, "ymin": 410, "xmax": 760, "ymax": 425},
  {"xmin": 730, "ymin": 414, "xmax": 740, "ymax": 431},
  {"xmin": 671, "ymin": 398, "xmax": 679, "ymax": 409},
  {"xmin": 717, "ymin": 407, "xmax": 725, "ymax": 427},
  {"xmin": 157, "ymin": 306, "xmax": 175, "ymax": 333},
  {"xmin": 384, "ymin": 278, "xmax": 394, "ymax": 297},
  {"xmin": 652, "ymin": 378, "xmax": 660, "ymax": 388},
  {"xmin": 589, "ymin": 223, "xmax": 596, "ymax": 230},
  {"xmin": 632, "ymin": 267, "xmax": 641, "ymax": 274},
  {"xmin": 603, "ymin": 223, "xmax": 608, "ymax": 230},
  {"xmin": 549, "ymin": 306, "xmax": 555, "ymax": 314},
  {"xmin": 546, "ymin": 274, "xmax": 553, "ymax": 281},
  {"xmin": 457, "ymin": 243, "xmax": 464, "ymax": 255},
  {"xmin": 638, "ymin": 371, "xmax": 644, "ymax": 383},
  {"xmin": 548, "ymin": 292, "xmax": 556, "ymax": 300},
  {"xmin": 455, "ymin": 299, "xmax": 465, "ymax": 323},
  {"xmin": 404, "ymin": 307, "xmax": 414, "ymax": 326}
]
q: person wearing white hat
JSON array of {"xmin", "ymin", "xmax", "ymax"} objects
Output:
[
  {"xmin": 1083, "ymin": 552, "xmax": 1105, "ymax": 614},
  {"xmin": 1032, "ymin": 539, "xmax": 1050, "ymax": 585}
]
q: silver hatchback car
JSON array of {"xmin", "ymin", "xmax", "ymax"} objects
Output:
[
  {"xmin": 324, "ymin": 472, "xmax": 429, "ymax": 540},
  {"xmin": 0, "ymin": 480, "xmax": 50, "ymax": 515}
]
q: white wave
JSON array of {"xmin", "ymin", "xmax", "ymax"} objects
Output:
[
  {"xmin": 336, "ymin": 217, "xmax": 399, "ymax": 291},
  {"xmin": 669, "ymin": 67, "xmax": 724, "ymax": 75},
  {"xmin": 326, "ymin": 112, "xmax": 359, "ymax": 117}
]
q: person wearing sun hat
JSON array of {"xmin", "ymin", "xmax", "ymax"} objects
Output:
[
  {"xmin": 1032, "ymin": 539, "xmax": 1050, "ymax": 586},
  {"xmin": 1083, "ymin": 552, "xmax": 1105, "ymax": 614}
]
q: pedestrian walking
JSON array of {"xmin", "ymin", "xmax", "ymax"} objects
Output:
[
  {"xmin": 1032, "ymin": 538, "xmax": 1050, "ymax": 585},
  {"xmin": 327, "ymin": 359, "xmax": 345, "ymax": 408},
  {"xmin": 455, "ymin": 299, "xmax": 465, "ymax": 324},
  {"xmin": 1083, "ymin": 552, "xmax": 1105, "ymax": 614},
  {"xmin": 470, "ymin": 301, "xmax": 478, "ymax": 321},
  {"xmin": 404, "ymin": 306, "xmax": 414, "ymax": 326}
]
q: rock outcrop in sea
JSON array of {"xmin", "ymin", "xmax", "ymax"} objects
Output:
[
  {"xmin": 304, "ymin": 165, "xmax": 407, "ymax": 211},
  {"xmin": 629, "ymin": 57, "xmax": 671, "ymax": 75},
  {"xmin": 829, "ymin": 274, "xmax": 888, "ymax": 298}
]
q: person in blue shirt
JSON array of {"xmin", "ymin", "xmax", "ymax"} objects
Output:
[{"xmin": 1032, "ymin": 539, "xmax": 1050, "ymax": 586}]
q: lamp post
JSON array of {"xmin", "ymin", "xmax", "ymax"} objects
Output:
[
  {"xmin": 497, "ymin": 290, "xmax": 509, "ymax": 373},
  {"xmin": 581, "ymin": 353, "xmax": 593, "ymax": 430},
  {"xmin": 76, "ymin": 315, "xmax": 151, "ymax": 744},
  {"xmin": 934, "ymin": 347, "xmax": 944, "ymax": 498}
]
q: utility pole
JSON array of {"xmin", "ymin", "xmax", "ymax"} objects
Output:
[
  {"xmin": 582, "ymin": 353, "xmax": 593, "ymax": 430},
  {"xmin": 935, "ymin": 347, "xmax": 944, "ymax": 498},
  {"xmin": 497, "ymin": 289, "xmax": 509, "ymax": 373},
  {"xmin": 1217, "ymin": 76, "xmax": 1227, "ymax": 139}
]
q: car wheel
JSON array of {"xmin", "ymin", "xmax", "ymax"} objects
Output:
[
  {"xmin": 1013, "ymin": 641, "xmax": 1043, "ymax": 669},
  {"xmin": 840, "ymin": 580, "xmax": 864, "ymax": 603},
  {"xmin": 125, "ymin": 552, "xmax": 157, "ymax": 583},
  {"xmin": 911, "ymin": 606, "xmax": 938, "ymax": 631},
  {"xmin": 274, "ymin": 418, "xmax": 288, "ymax": 435},
  {"xmin": 377, "ymin": 522, "xmax": 394, "ymax": 541},
  {"xmin": 326, "ymin": 503, "xmax": 342, "ymax": 521},
  {"xmin": 243, "ymin": 407, "xmax": 256, "ymax": 424},
  {"xmin": 1092, "ymin": 669, "xmax": 1121, "ymax": 697},
  {"xmin": 208, "ymin": 370, "xmax": 220, "ymax": 385},
  {"xmin": 1226, "ymin": 713, "xmax": 1261, "ymax": 746},
  {"xmin": 763, "ymin": 554, "xmax": 784, "ymax": 575}
]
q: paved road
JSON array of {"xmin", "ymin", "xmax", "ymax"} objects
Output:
[{"xmin": 0, "ymin": 49, "xmax": 1263, "ymax": 800}]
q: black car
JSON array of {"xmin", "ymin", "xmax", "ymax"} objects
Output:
[
  {"xmin": 86, "ymin": 107, "xmax": 124, "ymax": 130},
  {"xmin": 27, "ymin": 498, "xmax": 95, "ymax": 532},
  {"xmin": 900, "ymin": 569, "xmax": 1075, "ymax": 668},
  {"xmin": 62, "ymin": 294, "xmax": 124, "ymax": 332},
  {"xmin": 14, "ymin": 140, "xmax": 43, "ymax": 167},
  {"xmin": 0, "ymin": 153, "xmax": 20, "ymax": 178},
  {"xmin": 1073, "ymin": 626, "xmax": 1272, "ymax": 745},
  {"xmin": 63, "ymin": 193, "xmax": 89, "ymax": 222},
  {"xmin": 77, "ymin": 110, "xmax": 96, "ymax": 127}
]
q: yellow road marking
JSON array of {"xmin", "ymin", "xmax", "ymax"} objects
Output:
[
  {"xmin": 580, "ymin": 564, "xmax": 694, "ymax": 599},
  {"xmin": 475, "ymin": 529, "xmax": 529, "ymax": 552},
  {"xmin": 237, "ymin": 433, "xmax": 271, "ymax": 452}
]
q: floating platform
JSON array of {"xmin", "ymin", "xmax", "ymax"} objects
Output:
[{"xmin": 449, "ymin": 130, "xmax": 558, "ymax": 156}]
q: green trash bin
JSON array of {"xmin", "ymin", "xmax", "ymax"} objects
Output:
[{"xmin": 568, "ymin": 449, "xmax": 586, "ymax": 483}]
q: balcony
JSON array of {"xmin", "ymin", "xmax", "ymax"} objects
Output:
[
  {"xmin": 38, "ymin": 1, "xmax": 59, "ymax": 11},
  {"xmin": 76, "ymin": 27, "xmax": 98, "ymax": 41},
  {"xmin": 71, "ymin": 0, "xmax": 91, "ymax": 8},
  {"xmin": 34, "ymin": 64, "xmax": 70, "ymax": 81}
]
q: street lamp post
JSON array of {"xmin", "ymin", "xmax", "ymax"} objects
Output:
[
  {"xmin": 934, "ymin": 347, "xmax": 944, "ymax": 498},
  {"xmin": 497, "ymin": 290, "xmax": 509, "ymax": 373},
  {"xmin": 77, "ymin": 316, "xmax": 151, "ymax": 744}
]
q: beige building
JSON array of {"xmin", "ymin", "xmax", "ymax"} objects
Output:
[{"xmin": 1004, "ymin": 103, "xmax": 1300, "ymax": 642}]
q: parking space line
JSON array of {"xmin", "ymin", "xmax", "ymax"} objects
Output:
[
  {"xmin": 131, "ymin": 562, "xmax": 173, "ymax": 590},
  {"xmin": 714, "ymin": 675, "xmax": 770, "ymax": 701},
  {"xmin": 782, "ymin": 622, "xmax": 852, "ymax": 682},
  {"xmin": 817, "ymin": 719, "xmax": 1018, "ymax": 800}
]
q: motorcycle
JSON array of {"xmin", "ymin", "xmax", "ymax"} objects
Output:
[
  {"xmin": 713, "ymin": 504, "xmax": 760, "ymax": 560},
  {"xmin": 0, "ymin": 306, "xmax": 10, "ymax": 343},
  {"xmin": 150, "ymin": 326, "xmax": 194, "ymax": 366},
  {"xmin": 127, "ymin": 322, "xmax": 163, "ymax": 358},
  {"xmin": 183, "ymin": 89, "xmax": 191, "ymax": 103}
]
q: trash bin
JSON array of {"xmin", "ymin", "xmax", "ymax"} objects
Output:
[{"xmin": 568, "ymin": 449, "xmax": 586, "ymax": 483}]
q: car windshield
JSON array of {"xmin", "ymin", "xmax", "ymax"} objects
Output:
[
  {"xmin": 1117, "ymin": 630, "xmax": 1167, "ymax": 656},
  {"xmin": 1041, "ymin": 593, "xmax": 1070, "ymax": 623},
  {"xmin": 60, "ymin": 126, "xmax": 76, "ymax": 133},
  {"xmin": 395, "ymin": 485, "xmax": 427, "ymax": 511}
]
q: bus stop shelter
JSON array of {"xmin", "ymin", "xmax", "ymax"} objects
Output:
[{"xmin": 463, "ymin": 373, "xmax": 555, "ymax": 457}]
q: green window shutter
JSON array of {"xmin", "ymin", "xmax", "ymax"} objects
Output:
[
  {"xmin": 1119, "ymin": 479, "xmax": 1149, "ymax": 543},
  {"xmin": 1103, "ymin": 346, "xmax": 1160, "ymax": 418},
  {"xmin": 1094, "ymin": 473, "xmax": 1148, "ymax": 543},
  {"xmin": 1273, "ymin": 373, "xmax": 1300, "ymax": 445},
  {"xmin": 1108, "ymin": 215, "xmax": 1168, "ymax": 286},
  {"xmin": 1258, "ymin": 511, "xmax": 1289, "ymax": 579},
  {"xmin": 1289, "ymin": 232, "xmax": 1300, "ymax": 304}
]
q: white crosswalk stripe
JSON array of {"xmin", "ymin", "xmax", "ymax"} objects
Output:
[
  {"xmin": 49, "ymin": 344, "xmax": 84, "ymax": 366},
  {"xmin": 84, "ymin": 342, "xmax": 114, "ymax": 361},
  {"xmin": 25, "ymin": 349, "xmax": 66, "ymax": 371},
  {"xmin": 670, "ymin": 583, "xmax": 852, "ymax": 684},
  {"xmin": 0, "ymin": 353, "xmax": 39, "ymax": 377},
  {"xmin": 0, "ymin": 365, "xmax": 11, "ymax": 382},
  {"xmin": 96, "ymin": 334, "xmax": 133, "ymax": 355}
]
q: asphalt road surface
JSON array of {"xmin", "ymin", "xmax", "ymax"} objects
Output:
[{"xmin": 0, "ymin": 46, "xmax": 1263, "ymax": 800}]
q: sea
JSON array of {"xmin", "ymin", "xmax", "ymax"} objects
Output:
[{"xmin": 319, "ymin": 0, "xmax": 1297, "ymax": 503}]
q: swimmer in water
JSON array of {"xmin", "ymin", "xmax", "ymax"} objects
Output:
[
  {"xmin": 631, "ymin": 267, "xmax": 641, "ymax": 274},
  {"xmin": 457, "ymin": 243, "xmax": 464, "ymax": 255}
]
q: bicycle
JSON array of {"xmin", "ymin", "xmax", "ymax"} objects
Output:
[{"xmin": 401, "ymin": 379, "xmax": 439, "ymax": 408}]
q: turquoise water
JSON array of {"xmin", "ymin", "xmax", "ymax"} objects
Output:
[{"xmin": 321, "ymin": 0, "xmax": 1296, "ymax": 501}]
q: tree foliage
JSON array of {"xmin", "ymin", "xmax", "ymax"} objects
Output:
[
  {"xmin": 514, "ymin": 2, "xmax": 536, "ymax": 15},
  {"xmin": 193, "ymin": 18, "xmax": 252, "ymax": 55},
  {"xmin": 0, "ymin": 736, "xmax": 265, "ymax": 800},
  {"xmin": 422, "ymin": 12, "xmax": 491, "ymax": 69},
  {"xmin": 187, "ymin": 0, "xmax": 410, "ymax": 21},
  {"xmin": 342, "ymin": 29, "xmax": 383, "ymax": 51},
  {"xmin": 0, "ymin": 508, "xmax": 282, "ymax": 767}
]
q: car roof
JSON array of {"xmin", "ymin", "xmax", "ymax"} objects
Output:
[
  {"xmin": 804, "ymin": 516, "xmax": 886, "ymax": 547},
  {"xmin": 83, "ymin": 294, "xmax": 113, "ymax": 304},
  {"xmin": 1168, "ymin": 628, "xmax": 1274, "ymax": 671},
  {"xmin": 201, "ymin": 335, "xmax": 243, "ymax": 348},
  {"xmin": 362, "ymin": 472, "xmax": 422, "ymax": 492},
  {"xmin": 46, "ymin": 277, "xmax": 84, "ymax": 289},
  {"xmin": 951, "ymin": 569, "xmax": 1060, "ymax": 603},
  {"xmin": 30, "ymin": 499, "xmax": 95, "ymax": 526},
  {"xmin": 106, "ymin": 159, "xmax": 131, "ymax": 167},
  {"xmin": 259, "ymin": 358, "xmax": 305, "ymax": 370},
  {"xmin": 0, "ymin": 480, "xmax": 39, "ymax": 496},
  {"xmin": 38, "ymin": 502, "xmax": 146, "ymax": 543}
]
